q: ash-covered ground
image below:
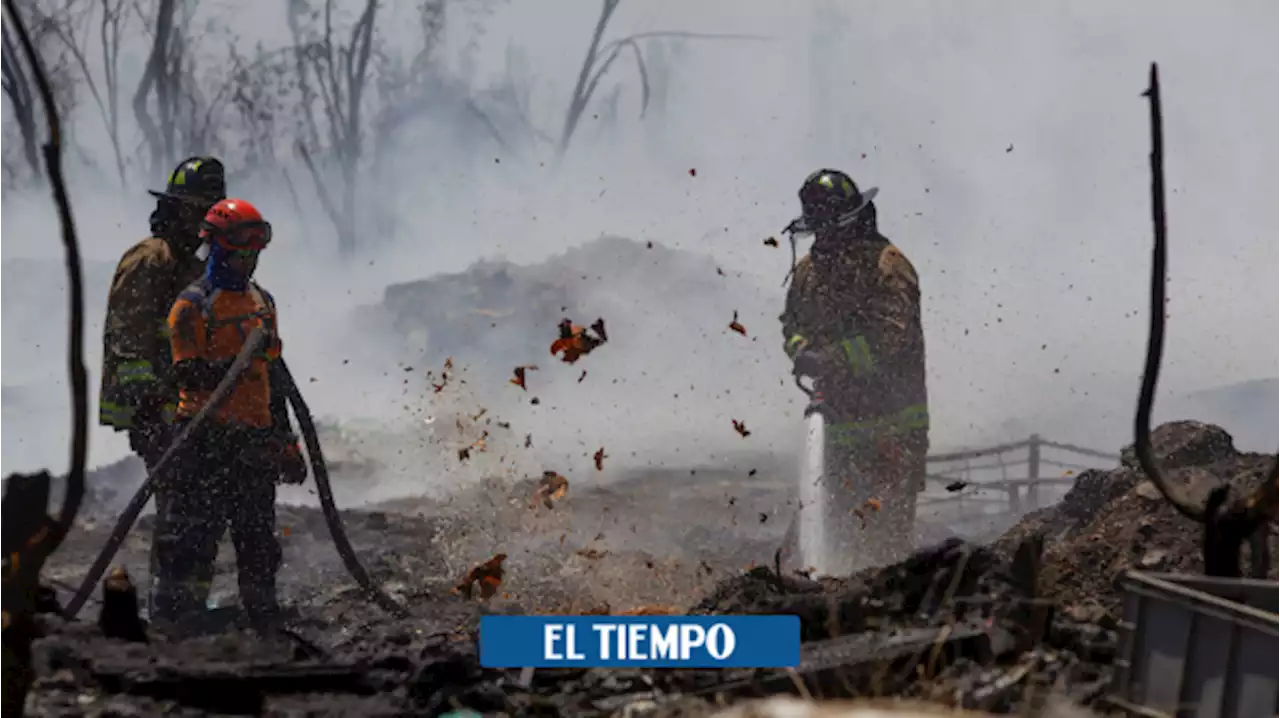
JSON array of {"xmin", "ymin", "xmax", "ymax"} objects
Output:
[{"xmin": 26, "ymin": 420, "xmax": 1277, "ymax": 716}]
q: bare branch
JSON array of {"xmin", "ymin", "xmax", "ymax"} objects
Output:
[
  {"xmin": 0, "ymin": 0, "xmax": 88, "ymax": 711},
  {"xmin": 1133, "ymin": 63, "xmax": 1279, "ymax": 579},
  {"xmin": 132, "ymin": 0, "xmax": 176, "ymax": 178},
  {"xmin": 594, "ymin": 29, "xmax": 770, "ymax": 59},
  {"xmin": 2, "ymin": 21, "xmax": 41, "ymax": 178},
  {"xmin": 295, "ymin": 140, "xmax": 345, "ymax": 244},
  {"xmin": 287, "ymin": 0, "xmax": 321, "ymax": 150},
  {"xmin": 1133, "ymin": 63, "xmax": 1204, "ymax": 521},
  {"xmin": 558, "ymin": 0, "xmax": 618, "ymax": 155}
]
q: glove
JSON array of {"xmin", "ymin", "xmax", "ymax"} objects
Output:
[
  {"xmin": 792, "ymin": 348, "xmax": 826, "ymax": 381},
  {"xmin": 270, "ymin": 436, "xmax": 308, "ymax": 485},
  {"xmin": 128, "ymin": 400, "xmax": 172, "ymax": 466},
  {"xmin": 128, "ymin": 425, "xmax": 167, "ymax": 463}
]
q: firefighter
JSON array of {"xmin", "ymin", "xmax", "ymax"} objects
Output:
[
  {"xmin": 779, "ymin": 169, "xmax": 929, "ymax": 568},
  {"xmin": 99, "ymin": 156, "xmax": 227, "ymax": 464},
  {"xmin": 98, "ymin": 157, "xmax": 227, "ymax": 614},
  {"xmin": 151, "ymin": 198, "xmax": 307, "ymax": 632}
]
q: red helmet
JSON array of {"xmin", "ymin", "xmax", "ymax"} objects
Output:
[{"xmin": 200, "ymin": 198, "xmax": 272, "ymax": 251}]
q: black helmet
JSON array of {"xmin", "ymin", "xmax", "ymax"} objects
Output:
[
  {"xmin": 784, "ymin": 168, "xmax": 878, "ymax": 235},
  {"xmin": 148, "ymin": 156, "xmax": 226, "ymax": 206}
]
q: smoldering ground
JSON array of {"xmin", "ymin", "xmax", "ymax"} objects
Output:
[{"xmin": 3, "ymin": 0, "xmax": 1276, "ymax": 511}]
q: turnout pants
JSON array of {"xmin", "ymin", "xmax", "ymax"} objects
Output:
[
  {"xmin": 129, "ymin": 424, "xmax": 215, "ymax": 615},
  {"xmin": 151, "ymin": 421, "xmax": 283, "ymax": 628},
  {"xmin": 827, "ymin": 424, "xmax": 928, "ymax": 568}
]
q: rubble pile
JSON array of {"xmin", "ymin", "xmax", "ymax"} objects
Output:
[
  {"xmin": 20, "ymin": 421, "xmax": 1277, "ymax": 716},
  {"xmin": 996, "ymin": 421, "xmax": 1278, "ymax": 618},
  {"xmin": 26, "ymin": 535, "xmax": 1113, "ymax": 716}
]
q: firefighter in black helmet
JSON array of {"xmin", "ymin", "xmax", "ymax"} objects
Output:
[
  {"xmin": 99, "ymin": 156, "xmax": 227, "ymax": 615},
  {"xmin": 779, "ymin": 168, "xmax": 930, "ymax": 569}
]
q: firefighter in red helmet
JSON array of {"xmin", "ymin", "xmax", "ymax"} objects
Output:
[{"xmin": 150, "ymin": 198, "xmax": 307, "ymax": 633}]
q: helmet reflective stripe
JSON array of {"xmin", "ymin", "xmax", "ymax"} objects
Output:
[
  {"xmin": 785, "ymin": 334, "xmax": 808, "ymax": 358},
  {"xmin": 815, "ymin": 173, "xmax": 855, "ymax": 198},
  {"xmin": 168, "ymin": 159, "xmax": 204, "ymax": 188}
]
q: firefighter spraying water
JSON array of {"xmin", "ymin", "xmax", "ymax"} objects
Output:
[{"xmin": 778, "ymin": 169, "xmax": 931, "ymax": 576}]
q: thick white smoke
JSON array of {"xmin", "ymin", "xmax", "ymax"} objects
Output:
[{"xmin": 3, "ymin": 0, "xmax": 1275, "ymax": 499}]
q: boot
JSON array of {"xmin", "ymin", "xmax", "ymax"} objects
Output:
[{"xmin": 239, "ymin": 581, "xmax": 283, "ymax": 635}]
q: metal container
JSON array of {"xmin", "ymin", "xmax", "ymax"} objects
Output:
[{"xmin": 1106, "ymin": 571, "xmax": 1278, "ymax": 718}]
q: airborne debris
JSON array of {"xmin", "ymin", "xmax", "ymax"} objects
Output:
[
  {"xmin": 732, "ymin": 419, "xmax": 751, "ymax": 438},
  {"xmin": 593, "ymin": 447, "xmax": 607, "ymax": 471},
  {"xmin": 729, "ymin": 311, "xmax": 747, "ymax": 336},
  {"xmin": 945, "ymin": 480, "xmax": 969, "ymax": 492},
  {"xmin": 453, "ymin": 553, "xmax": 506, "ymax": 600},
  {"xmin": 510, "ymin": 365, "xmax": 537, "ymax": 390},
  {"xmin": 550, "ymin": 317, "xmax": 608, "ymax": 364},
  {"xmin": 763, "ymin": 237, "xmax": 779, "ymax": 248},
  {"xmin": 531, "ymin": 472, "xmax": 570, "ymax": 510},
  {"xmin": 688, "ymin": 168, "xmax": 697, "ymax": 177},
  {"xmin": 577, "ymin": 370, "xmax": 587, "ymax": 383}
]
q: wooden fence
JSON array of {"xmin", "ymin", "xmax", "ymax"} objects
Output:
[{"xmin": 920, "ymin": 434, "xmax": 1121, "ymax": 519}]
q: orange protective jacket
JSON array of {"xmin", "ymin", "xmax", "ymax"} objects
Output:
[{"xmin": 166, "ymin": 278, "xmax": 285, "ymax": 429}]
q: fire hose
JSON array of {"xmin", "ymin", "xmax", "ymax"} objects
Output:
[{"xmin": 63, "ymin": 327, "xmax": 407, "ymax": 620}]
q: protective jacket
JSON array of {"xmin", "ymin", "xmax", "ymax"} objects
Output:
[
  {"xmin": 780, "ymin": 230, "xmax": 929, "ymax": 448},
  {"xmin": 780, "ymin": 226, "xmax": 930, "ymax": 567},
  {"xmin": 99, "ymin": 237, "xmax": 206, "ymax": 431},
  {"xmin": 167, "ymin": 277, "xmax": 288, "ymax": 430},
  {"xmin": 153, "ymin": 275, "xmax": 292, "ymax": 628}
]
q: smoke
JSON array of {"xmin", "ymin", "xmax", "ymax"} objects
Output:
[{"xmin": 3, "ymin": 0, "xmax": 1276, "ymax": 502}]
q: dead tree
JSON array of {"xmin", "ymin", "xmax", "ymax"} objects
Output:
[
  {"xmin": 287, "ymin": 0, "xmax": 378, "ymax": 256},
  {"xmin": 1132, "ymin": 63, "xmax": 1277, "ymax": 579},
  {"xmin": 1, "ymin": 20, "xmax": 41, "ymax": 178},
  {"xmin": 42, "ymin": 0, "xmax": 129, "ymax": 187},
  {"xmin": 1, "ymin": 0, "xmax": 88, "ymax": 713},
  {"xmin": 131, "ymin": 0, "xmax": 180, "ymax": 179},
  {"xmin": 183, "ymin": 40, "xmax": 297, "ymax": 178},
  {"xmin": 368, "ymin": 0, "xmax": 446, "ymax": 170},
  {"xmin": 556, "ymin": 0, "xmax": 766, "ymax": 156}
]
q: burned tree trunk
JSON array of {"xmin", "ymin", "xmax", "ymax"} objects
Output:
[
  {"xmin": 1, "ymin": 0, "xmax": 88, "ymax": 713},
  {"xmin": 1133, "ymin": 63, "xmax": 1278, "ymax": 579}
]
